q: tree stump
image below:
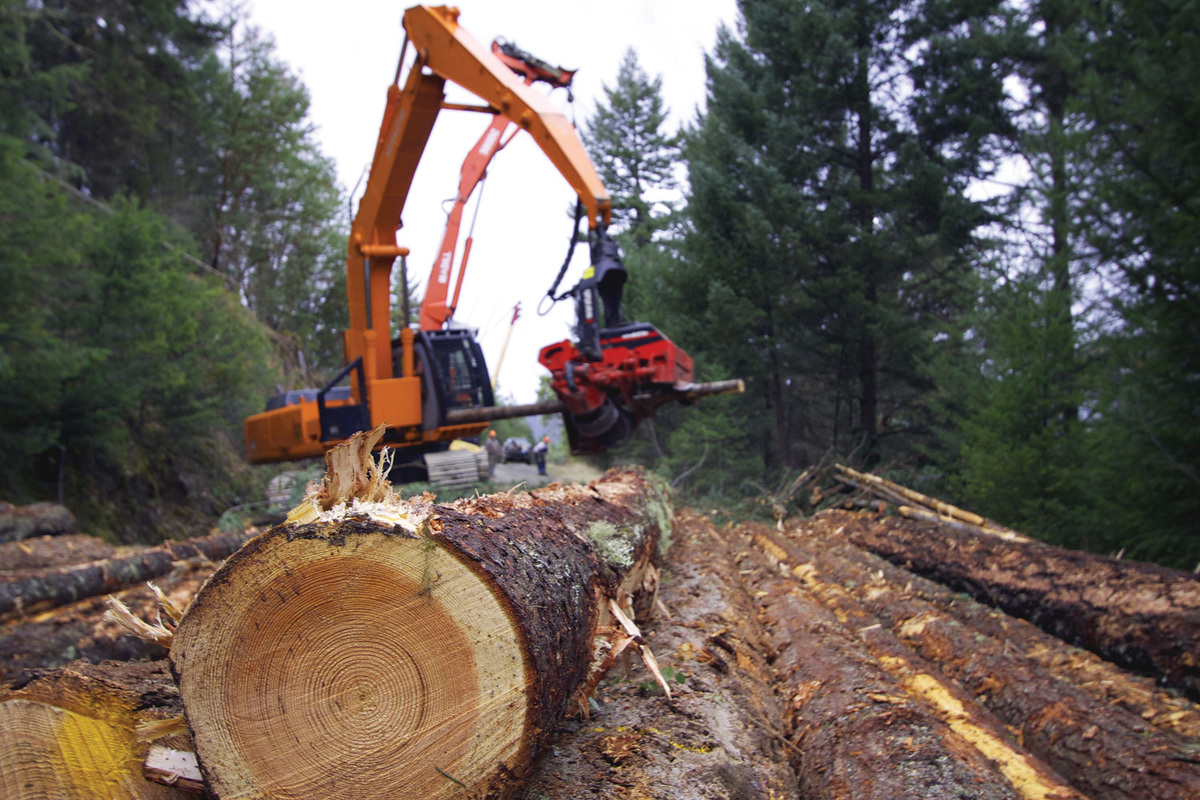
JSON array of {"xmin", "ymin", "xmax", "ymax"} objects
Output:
[{"xmin": 169, "ymin": 430, "xmax": 671, "ymax": 800}]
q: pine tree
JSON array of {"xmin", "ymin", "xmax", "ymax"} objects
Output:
[
  {"xmin": 13, "ymin": 0, "xmax": 220, "ymax": 211},
  {"xmin": 1070, "ymin": 0, "xmax": 1200, "ymax": 566},
  {"xmin": 677, "ymin": 0, "xmax": 1005, "ymax": 486},
  {"xmin": 582, "ymin": 48, "xmax": 679, "ymax": 248}
]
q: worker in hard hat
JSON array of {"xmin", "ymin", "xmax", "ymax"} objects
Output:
[
  {"xmin": 533, "ymin": 435, "xmax": 551, "ymax": 476},
  {"xmin": 485, "ymin": 429, "xmax": 502, "ymax": 476}
]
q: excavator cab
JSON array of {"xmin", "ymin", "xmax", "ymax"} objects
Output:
[{"xmin": 402, "ymin": 329, "xmax": 494, "ymax": 433}]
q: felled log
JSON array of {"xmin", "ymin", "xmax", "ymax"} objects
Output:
[
  {"xmin": 0, "ymin": 501, "xmax": 75, "ymax": 543},
  {"xmin": 0, "ymin": 530, "xmax": 254, "ymax": 621},
  {"xmin": 764, "ymin": 520, "xmax": 1200, "ymax": 800},
  {"xmin": 833, "ymin": 465, "xmax": 1025, "ymax": 540},
  {"xmin": 845, "ymin": 513, "xmax": 1200, "ymax": 699},
  {"xmin": 790, "ymin": 510, "xmax": 1200, "ymax": 742},
  {"xmin": 515, "ymin": 509, "xmax": 798, "ymax": 799},
  {"xmin": 170, "ymin": 430, "xmax": 672, "ymax": 800},
  {"xmin": 0, "ymin": 660, "xmax": 190, "ymax": 799},
  {"xmin": 744, "ymin": 528, "xmax": 1082, "ymax": 800},
  {"xmin": 0, "ymin": 563, "xmax": 214, "ymax": 683},
  {"xmin": 0, "ymin": 534, "xmax": 115, "ymax": 573}
]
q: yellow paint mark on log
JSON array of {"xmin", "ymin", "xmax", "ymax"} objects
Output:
[
  {"xmin": 56, "ymin": 708, "xmax": 137, "ymax": 797},
  {"xmin": 0, "ymin": 699, "xmax": 142, "ymax": 799},
  {"xmin": 875, "ymin": 657, "xmax": 1076, "ymax": 800}
]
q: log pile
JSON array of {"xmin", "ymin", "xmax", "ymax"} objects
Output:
[{"xmin": 1, "ymin": 458, "xmax": 1199, "ymax": 799}]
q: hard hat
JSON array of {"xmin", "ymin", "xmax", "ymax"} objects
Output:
[
  {"xmin": 489, "ymin": 430, "xmax": 497, "ymax": 437},
  {"xmin": 543, "ymin": 436, "xmax": 550, "ymax": 442}
]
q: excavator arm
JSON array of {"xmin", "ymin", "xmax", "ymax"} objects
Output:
[
  {"xmin": 418, "ymin": 38, "xmax": 577, "ymax": 332},
  {"xmin": 346, "ymin": 4, "xmax": 612, "ymax": 387},
  {"xmin": 243, "ymin": 4, "xmax": 740, "ymax": 468}
]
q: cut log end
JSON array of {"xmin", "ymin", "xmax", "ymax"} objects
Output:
[
  {"xmin": 171, "ymin": 525, "xmax": 532, "ymax": 800},
  {"xmin": 0, "ymin": 661, "xmax": 188, "ymax": 799}
]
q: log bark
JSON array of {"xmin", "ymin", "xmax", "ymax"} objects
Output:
[
  {"xmin": 763, "ymin": 519, "xmax": 1200, "ymax": 800},
  {"xmin": 743, "ymin": 528, "xmax": 1083, "ymax": 800},
  {"xmin": 845, "ymin": 513, "xmax": 1200, "ymax": 699},
  {"xmin": 514, "ymin": 509, "xmax": 798, "ymax": 799},
  {"xmin": 0, "ymin": 660, "xmax": 190, "ymax": 799},
  {"xmin": 0, "ymin": 531, "xmax": 254, "ymax": 621},
  {"xmin": 790, "ymin": 510, "xmax": 1200, "ymax": 742},
  {"xmin": 0, "ymin": 535, "xmax": 115, "ymax": 573},
  {"xmin": 0, "ymin": 501, "xmax": 75, "ymax": 543},
  {"xmin": 169, "ymin": 466, "xmax": 671, "ymax": 800}
]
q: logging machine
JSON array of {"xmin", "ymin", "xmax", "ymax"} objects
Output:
[{"xmin": 243, "ymin": 5, "xmax": 741, "ymax": 476}]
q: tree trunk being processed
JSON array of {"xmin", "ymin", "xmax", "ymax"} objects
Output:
[
  {"xmin": 170, "ymin": 432, "xmax": 671, "ymax": 800},
  {"xmin": 845, "ymin": 513, "xmax": 1200, "ymax": 699}
]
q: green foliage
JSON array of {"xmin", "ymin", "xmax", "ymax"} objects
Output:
[
  {"xmin": 10, "ymin": 0, "xmax": 221, "ymax": 209},
  {"xmin": 938, "ymin": 275, "xmax": 1096, "ymax": 548},
  {"xmin": 0, "ymin": 134, "xmax": 272, "ymax": 539},
  {"xmin": 582, "ymin": 48, "xmax": 680, "ymax": 245},
  {"xmin": 199, "ymin": 18, "xmax": 348, "ymax": 378},
  {"xmin": 673, "ymin": 0, "xmax": 996, "ymax": 488}
]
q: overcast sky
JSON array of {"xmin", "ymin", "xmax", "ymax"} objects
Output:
[{"xmin": 244, "ymin": 1, "xmax": 740, "ymax": 403}]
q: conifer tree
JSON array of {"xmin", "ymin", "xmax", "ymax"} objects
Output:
[
  {"xmin": 677, "ymin": 0, "xmax": 1006, "ymax": 484},
  {"xmin": 582, "ymin": 48, "xmax": 679, "ymax": 247}
]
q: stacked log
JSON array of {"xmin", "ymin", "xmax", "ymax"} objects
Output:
[
  {"xmin": 168, "ymin": 429, "xmax": 673, "ymax": 800},
  {"xmin": 0, "ymin": 660, "xmax": 189, "ymax": 799},
  {"xmin": 0, "ymin": 501, "xmax": 75, "ymax": 543},
  {"xmin": 760, "ymin": 518, "xmax": 1200, "ymax": 800},
  {"xmin": 0, "ymin": 530, "xmax": 255, "ymax": 622},
  {"xmin": 0, "ymin": 534, "xmax": 114, "ymax": 571},
  {"xmin": 515, "ymin": 509, "xmax": 798, "ymax": 798},
  {"xmin": 0, "ymin": 562, "xmax": 214, "ymax": 683},
  {"xmin": 841, "ymin": 512, "xmax": 1200, "ymax": 699},
  {"xmin": 4, "ymin": 460, "xmax": 1200, "ymax": 799},
  {"xmin": 790, "ymin": 510, "xmax": 1200, "ymax": 742},
  {"xmin": 741, "ymin": 527, "xmax": 1082, "ymax": 800}
]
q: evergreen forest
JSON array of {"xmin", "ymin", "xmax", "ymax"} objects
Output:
[{"xmin": 1, "ymin": 0, "xmax": 1196, "ymax": 569}]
